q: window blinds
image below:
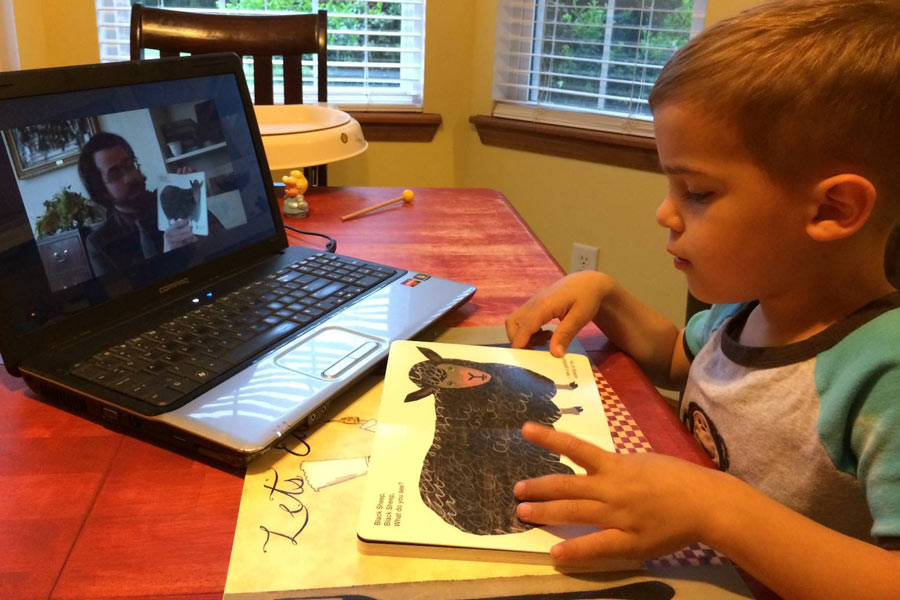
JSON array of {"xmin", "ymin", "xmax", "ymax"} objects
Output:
[
  {"xmin": 95, "ymin": 0, "xmax": 426, "ymax": 109},
  {"xmin": 493, "ymin": 0, "xmax": 705, "ymax": 136}
]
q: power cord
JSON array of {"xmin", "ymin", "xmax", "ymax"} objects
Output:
[
  {"xmin": 284, "ymin": 224, "xmax": 337, "ymax": 253},
  {"xmin": 274, "ymin": 182, "xmax": 337, "ymax": 252}
]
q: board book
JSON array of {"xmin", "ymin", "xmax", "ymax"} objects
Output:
[{"xmin": 356, "ymin": 340, "xmax": 640, "ymax": 570}]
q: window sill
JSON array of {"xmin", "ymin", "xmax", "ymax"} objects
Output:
[
  {"xmin": 469, "ymin": 115, "xmax": 660, "ymax": 173},
  {"xmin": 347, "ymin": 112, "xmax": 442, "ymax": 142}
]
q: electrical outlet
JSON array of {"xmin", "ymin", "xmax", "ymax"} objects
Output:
[{"xmin": 571, "ymin": 242, "xmax": 598, "ymax": 272}]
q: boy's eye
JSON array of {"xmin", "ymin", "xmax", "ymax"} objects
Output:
[{"xmin": 683, "ymin": 190, "xmax": 713, "ymax": 203}]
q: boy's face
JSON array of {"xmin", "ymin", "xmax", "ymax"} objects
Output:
[{"xmin": 653, "ymin": 103, "xmax": 816, "ymax": 305}]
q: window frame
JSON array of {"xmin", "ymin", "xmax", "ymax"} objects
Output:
[{"xmin": 488, "ymin": 0, "xmax": 707, "ymax": 150}]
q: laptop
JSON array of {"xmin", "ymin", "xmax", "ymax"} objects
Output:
[{"xmin": 0, "ymin": 54, "xmax": 475, "ymax": 466}]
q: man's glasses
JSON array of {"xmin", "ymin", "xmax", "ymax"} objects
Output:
[{"xmin": 103, "ymin": 158, "xmax": 140, "ymax": 184}]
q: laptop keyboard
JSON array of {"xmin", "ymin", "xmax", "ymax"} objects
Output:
[{"xmin": 69, "ymin": 252, "xmax": 397, "ymax": 408}]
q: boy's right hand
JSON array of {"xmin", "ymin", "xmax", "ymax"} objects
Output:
[
  {"xmin": 514, "ymin": 422, "xmax": 721, "ymax": 562},
  {"xmin": 506, "ymin": 271, "xmax": 613, "ymax": 357}
]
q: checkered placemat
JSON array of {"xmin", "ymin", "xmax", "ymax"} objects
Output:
[{"xmin": 594, "ymin": 370, "xmax": 728, "ymax": 568}]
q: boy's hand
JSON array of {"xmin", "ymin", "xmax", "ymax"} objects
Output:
[
  {"xmin": 506, "ymin": 271, "xmax": 613, "ymax": 357},
  {"xmin": 514, "ymin": 422, "xmax": 722, "ymax": 563}
]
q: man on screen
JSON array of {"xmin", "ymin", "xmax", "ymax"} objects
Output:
[{"xmin": 77, "ymin": 131, "xmax": 206, "ymax": 277}]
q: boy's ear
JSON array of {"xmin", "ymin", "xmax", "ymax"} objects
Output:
[{"xmin": 806, "ymin": 174, "xmax": 877, "ymax": 242}]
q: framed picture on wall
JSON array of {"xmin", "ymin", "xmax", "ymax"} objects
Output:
[{"xmin": 2, "ymin": 117, "xmax": 99, "ymax": 180}]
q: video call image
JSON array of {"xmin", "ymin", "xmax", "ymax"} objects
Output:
[{"xmin": 2, "ymin": 99, "xmax": 248, "ymax": 293}]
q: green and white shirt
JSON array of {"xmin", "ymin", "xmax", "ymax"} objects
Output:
[{"xmin": 682, "ymin": 293, "xmax": 900, "ymax": 548}]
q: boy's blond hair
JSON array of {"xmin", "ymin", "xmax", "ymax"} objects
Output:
[{"xmin": 649, "ymin": 0, "xmax": 900, "ymax": 217}]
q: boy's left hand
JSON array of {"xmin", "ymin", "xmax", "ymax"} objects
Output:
[{"xmin": 514, "ymin": 422, "xmax": 724, "ymax": 563}]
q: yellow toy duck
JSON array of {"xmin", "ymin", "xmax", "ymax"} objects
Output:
[{"xmin": 282, "ymin": 169, "xmax": 309, "ymax": 218}]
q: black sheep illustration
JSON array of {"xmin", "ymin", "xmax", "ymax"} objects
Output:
[
  {"xmin": 160, "ymin": 179, "xmax": 203, "ymax": 224},
  {"xmin": 404, "ymin": 346, "xmax": 583, "ymax": 535}
]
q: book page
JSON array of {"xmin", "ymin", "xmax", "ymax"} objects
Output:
[{"xmin": 358, "ymin": 341, "xmax": 614, "ymax": 556}]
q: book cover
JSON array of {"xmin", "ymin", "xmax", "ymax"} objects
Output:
[{"xmin": 357, "ymin": 340, "xmax": 635, "ymax": 569}]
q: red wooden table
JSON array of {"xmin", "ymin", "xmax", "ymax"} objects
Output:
[{"xmin": 0, "ymin": 187, "xmax": 716, "ymax": 600}]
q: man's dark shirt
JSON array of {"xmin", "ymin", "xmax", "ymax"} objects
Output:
[
  {"xmin": 85, "ymin": 203, "xmax": 224, "ymax": 278},
  {"xmin": 85, "ymin": 207, "xmax": 163, "ymax": 277}
]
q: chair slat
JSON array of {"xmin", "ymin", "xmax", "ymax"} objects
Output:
[
  {"xmin": 283, "ymin": 55, "xmax": 303, "ymax": 105},
  {"xmin": 253, "ymin": 56, "xmax": 274, "ymax": 105}
]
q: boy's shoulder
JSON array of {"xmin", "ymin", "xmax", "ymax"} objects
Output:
[
  {"xmin": 816, "ymin": 293, "xmax": 900, "ymax": 500},
  {"xmin": 683, "ymin": 302, "xmax": 746, "ymax": 359},
  {"xmin": 684, "ymin": 293, "xmax": 900, "ymax": 361},
  {"xmin": 820, "ymin": 292, "xmax": 900, "ymax": 363},
  {"xmin": 816, "ymin": 292, "xmax": 900, "ymax": 443}
]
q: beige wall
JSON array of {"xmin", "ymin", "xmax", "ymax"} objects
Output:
[
  {"xmin": 706, "ymin": 0, "xmax": 761, "ymax": 24},
  {"xmin": 332, "ymin": 0, "xmax": 479, "ymax": 188},
  {"xmin": 6, "ymin": 0, "xmax": 761, "ymax": 326},
  {"xmin": 10, "ymin": 0, "xmax": 99, "ymax": 70}
]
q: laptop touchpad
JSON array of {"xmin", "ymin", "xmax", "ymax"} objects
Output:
[{"xmin": 274, "ymin": 327, "xmax": 383, "ymax": 380}]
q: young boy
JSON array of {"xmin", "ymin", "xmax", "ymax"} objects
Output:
[{"xmin": 505, "ymin": 1, "xmax": 900, "ymax": 597}]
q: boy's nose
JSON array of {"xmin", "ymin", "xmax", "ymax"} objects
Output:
[{"xmin": 655, "ymin": 196, "xmax": 684, "ymax": 232}]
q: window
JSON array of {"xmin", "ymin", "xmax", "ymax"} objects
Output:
[
  {"xmin": 493, "ymin": 0, "xmax": 706, "ymax": 136},
  {"xmin": 95, "ymin": 0, "xmax": 426, "ymax": 109}
]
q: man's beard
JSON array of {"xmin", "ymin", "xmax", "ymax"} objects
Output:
[{"xmin": 115, "ymin": 181, "xmax": 155, "ymax": 214}]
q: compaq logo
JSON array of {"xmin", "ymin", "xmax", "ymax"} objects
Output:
[{"xmin": 159, "ymin": 277, "xmax": 190, "ymax": 294}]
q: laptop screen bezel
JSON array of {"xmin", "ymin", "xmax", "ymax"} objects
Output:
[{"xmin": 0, "ymin": 53, "xmax": 289, "ymax": 375}]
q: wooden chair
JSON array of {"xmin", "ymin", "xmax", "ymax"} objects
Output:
[{"xmin": 130, "ymin": 4, "xmax": 329, "ymax": 184}]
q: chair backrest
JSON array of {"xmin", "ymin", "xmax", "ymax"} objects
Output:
[
  {"xmin": 130, "ymin": 5, "xmax": 329, "ymax": 184},
  {"xmin": 130, "ymin": 5, "xmax": 327, "ymax": 106}
]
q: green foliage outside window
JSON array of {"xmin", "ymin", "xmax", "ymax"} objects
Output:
[{"xmin": 538, "ymin": 0, "xmax": 695, "ymax": 117}]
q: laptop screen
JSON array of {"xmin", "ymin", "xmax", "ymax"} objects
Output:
[{"xmin": 0, "ymin": 71, "xmax": 279, "ymax": 339}]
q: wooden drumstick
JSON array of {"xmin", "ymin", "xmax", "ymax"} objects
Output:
[{"xmin": 341, "ymin": 189, "xmax": 414, "ymax": 221}]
